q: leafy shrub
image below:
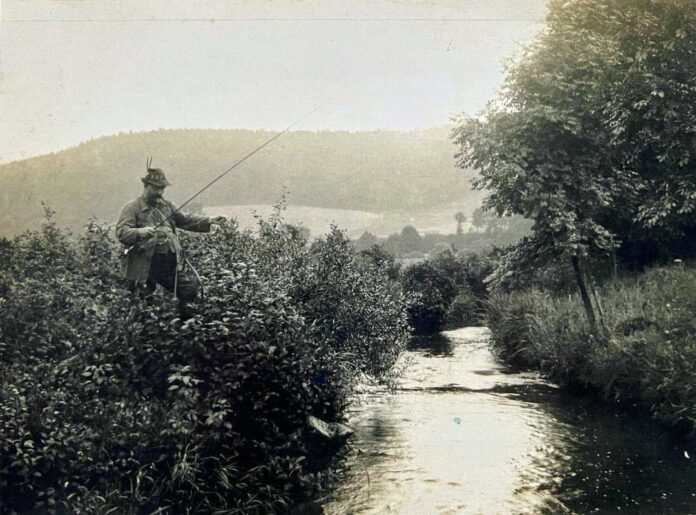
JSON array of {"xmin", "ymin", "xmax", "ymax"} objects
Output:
[
  {"xmin": 401, "ymin": 261, "xmax": 458, "ymax": 334},
  {"xmin": 445, "ymin": 288, "xmax": 481, "ymax": 328},
  {"xmin": 289, "ymin": 228, "xmax": 409, "ymax": 388},
  {"xmin": 0, "ymin": 210, "xmax": 409, "ymax": 512},
  {"xmin": 400, "ymin": 249, "xmax": 495, "ymax": 333},
  {"xmin": 359, "ymin": 244, "xmax": 401, "ymax": 281}
]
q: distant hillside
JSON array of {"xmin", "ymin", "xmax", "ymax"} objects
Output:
[{"xmin": 0, "ymin": 127, "xmax": 482, "ymax": 236}]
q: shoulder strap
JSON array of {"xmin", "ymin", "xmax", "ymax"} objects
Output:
[{"xmin": 152, "ymin": 204, "xmax": 176, "ymax": 232}]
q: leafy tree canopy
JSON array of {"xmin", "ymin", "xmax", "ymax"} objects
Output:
[{"xmin": 453, "ymin": 0, "xmax": 696, "ymax": 275}]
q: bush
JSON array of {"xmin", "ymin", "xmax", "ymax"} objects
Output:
[
  {"xmin": 445, "ymin": 288, "xmax": 481, "ymax": 328},
  {"xmin": 400, "ymin": 249, "xmax": 495, "ymax": 334},
  {"xmin": 0, "ymin": 211, "xmax": 409, "ymax": 512},
  {"xmin": 358, "ymin": 244, "xmax": 401, "ymax": 281},
  {"xmin": 289, "ymin": 228, "xmax": 409, "ymax": 387},
  {"xmin": 401, "ymin": 261, "xmax": 458, "ymax": 334}
]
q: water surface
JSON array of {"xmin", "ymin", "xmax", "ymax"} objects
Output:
[{"xmin": 319, "ymin": 327, "xmax": 696, "ymax": 514}]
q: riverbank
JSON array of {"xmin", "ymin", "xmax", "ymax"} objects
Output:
[{"xmin": 486, "ymin": 264, "xmax": 696, "ymax": 434}]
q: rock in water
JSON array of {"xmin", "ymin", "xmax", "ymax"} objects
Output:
[{"xmin": 308, "ymin": 415, "xmax": 354, "ymax": 442}]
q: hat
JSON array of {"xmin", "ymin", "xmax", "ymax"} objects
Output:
[{"xmin": 142, "ymin": 168, "xmax": 172, "ymax": 188}]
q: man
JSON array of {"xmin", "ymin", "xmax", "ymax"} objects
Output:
[{"xmin": 116, "ymin": 167, "xmax": 226, "ymax": 310}]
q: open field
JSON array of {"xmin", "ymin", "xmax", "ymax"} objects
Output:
[
  {"xmin": 366, "ymin": 207, "xmax": 478, "ymax": 236},
  {"xmin": 204, "ymin": 204, "xmax": 381, "ymax": 239},
  {"xmin": 204, "ymin": 203, "xmax": 480, "ymax": 239}
]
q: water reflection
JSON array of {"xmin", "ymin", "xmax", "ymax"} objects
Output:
[
  {"xmin": 408, "ymin": 333, "xmax": 456, "ymax": 356},
  {"xmin": 513, "ymin": 388, "xmax": 696, "ymax": 513},
  {"xmin": 319, "ymin": 328, "xmax": 696, "ymax": 514}
]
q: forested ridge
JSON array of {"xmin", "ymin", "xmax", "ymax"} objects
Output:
[{"xmin": 0, "ymin": 127, "xmax": 476, "ymax": 236}]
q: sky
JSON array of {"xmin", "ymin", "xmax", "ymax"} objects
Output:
[{"xmin": 0, "ymin": 0, "xmax": 547, "ymax": 163}]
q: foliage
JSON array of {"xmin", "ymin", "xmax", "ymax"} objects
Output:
[
  {"xmin": 485, "ymin": 263, "xmax": 696, "ymax": 433},
  {"xmin": 382, "ymin": 233, "xmax": 403, "ymax": 256},
  {"xmin": 401, "ymin": 261, "xmax": 458, "ymax": 334},
  {"xmin": 445, "ymin": 288, "xmax": 481, "ymax": 328},
  {"xmin": 353, "ymin": 215, "xmax": 530, "ymax": 259},
  {"xmin": 399, "ymin": 225, "xmax": 423, "ymax": 254},
  {"xmin": 399, "ymin": 249, "xmax": 494, "ymax": 333},
  {"xmin": 470, "ymin": 207, "xmax": 487, "ymax": 233},
  {"xmin": 453, "ymin": 0, "xmax": 696, "ymax": 281},
  {"xmin": 283, "ymin": 225, "xmax": 410, "ymax": 388},
  {"xmin": 432, "ymin": 250, "xmax": 494, "ymax": 299},
  {"xmin": 353, "ymin": 231, "xmax": 379, "ymax": 253},
  {"xmin": 454, "ymin": 211, "xmax": 466, "ymax": 236},
  {"xmin": 485, "ymin": 290, "xmax": 539, "ymax": 367},
  {"xmin": 0, "ymin": 209, "xmax": 409, "ymax": 512},
  {"xmin": 358, "ymin": 244, "xmax": 401, "ymax": 282}
]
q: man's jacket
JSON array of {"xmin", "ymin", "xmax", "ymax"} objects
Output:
[{"xmin": 116, "ymin": 196, "xmax": 211, "ymax": 282}]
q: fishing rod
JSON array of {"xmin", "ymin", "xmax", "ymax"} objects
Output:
[
  {"xmin": 169, "ymin": 104, "xmax": 324, "ymax": 221},
  {"xmin": 125, "ymin": 104, "xmax": 324, "ymax": 254}
]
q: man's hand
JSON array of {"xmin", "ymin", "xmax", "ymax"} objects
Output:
[
  {"xmin": 137, "ymin": 227, "xmax": 157, "ymax": 239},
  {"xmin": 209, "ymin": 215, "xmax": 227, "ymax": 226}
]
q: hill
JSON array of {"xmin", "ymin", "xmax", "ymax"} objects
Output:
[{"xmin": 0, "ymin": 127, "xmax": 482, "ymax": 236}]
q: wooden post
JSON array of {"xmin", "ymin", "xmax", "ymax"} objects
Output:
[
  {"xmin": 582, "ymin": 255, "xmax": 609, "ymax": 339},
  {"xmin": 571, "ymin": 253, "xmax": 598, "ymax": 334}
]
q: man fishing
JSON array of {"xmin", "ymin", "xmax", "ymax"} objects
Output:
[
  {"xmin": 115, "ymin": 166, "xmax": 226, "ymax": 312},
  {"xmin": 115, "ymin": 107, "xmax": 321, "ymax": 313}
]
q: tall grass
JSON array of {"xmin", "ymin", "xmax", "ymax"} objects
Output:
[{"xmin": 486, "ymin": 265, "xmax": 696, "ymax": 432}]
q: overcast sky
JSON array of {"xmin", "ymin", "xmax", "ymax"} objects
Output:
[{"xmin": 0, "ymin": 0, "xmax": 547, "ymax": 163}]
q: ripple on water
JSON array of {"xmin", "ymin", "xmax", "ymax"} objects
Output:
[{"xmin": 318, "ymin": 327, "xmax": 696, "ymax": 514}]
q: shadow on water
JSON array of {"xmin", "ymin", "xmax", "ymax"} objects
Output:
[
  {"xmin": 315, "ymin": 327, "xmax": 696, "ymax": 514},
  {"xmin": 408, "ymin": 332, "xmax": 456, "ymax": 356},
  {"xmin": 507, "ymin": 385, "xmax": 696, "ymax": 514}
]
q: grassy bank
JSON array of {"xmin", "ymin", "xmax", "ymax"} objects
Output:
[{"xmin": 486, "ymin": 264, "xmax": 696, "ymax": 433}]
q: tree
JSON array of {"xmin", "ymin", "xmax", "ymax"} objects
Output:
[
  {"xmin": 400, "ymin": 225, "xmax": 423, "ymax": 253},
  {"xmin": 485, "ymin": 216, "xmax": 501, "ymax": 236},
  {"xmin": 455, "ymin": 211, "xmax": 467, "ymax": 235},
  {"xmin": 471, "ymin": 207, "xmax": 487, "ymax": 233},
  {"xmin": 401, "ymin": 261, "xmax": 458, "ymax": 333},
  {"xmin": 431, "ymin": 241, "xmax": 453, "ymax": 257},
  {"xmin": 382, "ymin": 233, "xmax": 403, "ymax": 256},
  {"xmin": 359, "ymin": 244, "xmax": 401, "ymax": 280},
  {"xmin": 453, "ymin": 0, "xmax": 696, "ymax": 336},
  {"xmin": 354, "ymin": 231, "xmax": 379, "ymax": 252}
]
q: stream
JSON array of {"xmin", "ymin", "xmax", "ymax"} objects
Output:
[{"xmin": 317, "ymin": 327, "xmax": 696, "ymax": 514}]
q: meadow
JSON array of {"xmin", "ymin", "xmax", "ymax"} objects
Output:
[{"xmin": 204, "ymin": 204, "xmax": 480, "ymax": 239}]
